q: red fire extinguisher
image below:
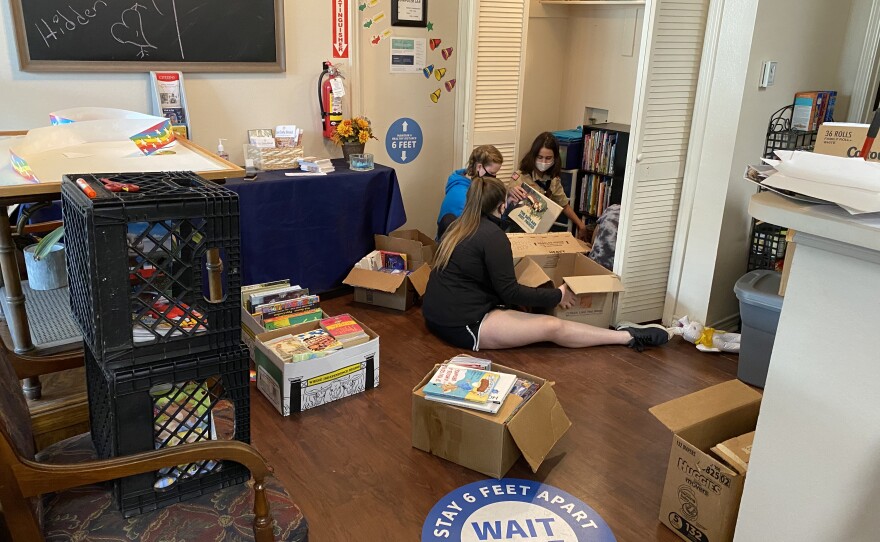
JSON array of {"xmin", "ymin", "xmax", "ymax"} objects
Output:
[{"xmin": 318, "ymin": 61, "xmax": 344, "ymax": 139}]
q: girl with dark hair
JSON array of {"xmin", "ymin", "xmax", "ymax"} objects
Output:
[
  {"xmin": 509, "ymin": 132, "xmax": 588, "ymax": 239},
  {"xmin": 422, "ymin": 176, "xmax": 669, "ymax": 352}
]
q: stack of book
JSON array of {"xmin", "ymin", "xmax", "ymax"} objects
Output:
[
  {"xmin": 263, "ymin": 328, "xmax": 343, "ymax": 362},
  {"xmin": 422, "ymin": 363, "xmax": 517, "ymax": 414},
  {"xmin": 242, "ymin": 280, "xmax": 322, "ymax": 330},
  {"xmin": 298, "ymin": 157, "xmax": 335, "ymax": 173},
  {"xmin": 320, "ymin": 314, "xmax": 370, "ymax": 348}
]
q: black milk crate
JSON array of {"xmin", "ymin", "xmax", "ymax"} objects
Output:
[
  {"xmin": 61, "ymin": 171, "xmax": 242, "ymax": 368},
  {"xmin": 748, "ymin": 221, "xmax": 787, "ymax": 272},
  {"xmin": 84, "ymin": 342, "xmax": 251, "ymax": 517}
]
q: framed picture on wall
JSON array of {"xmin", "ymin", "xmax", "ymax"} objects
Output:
[{"xmin": 391, "ymin": 0, "xmax": 427, "ymax": 28}]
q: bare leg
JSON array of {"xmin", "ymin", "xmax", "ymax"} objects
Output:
[{"xmin": 478, "ymin": 309, "xmax": 632, "ymax": 350}]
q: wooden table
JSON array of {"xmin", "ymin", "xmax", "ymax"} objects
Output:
[{"xmin": 0, "ymin": 131, "xmax": 242, "ymax": 400}]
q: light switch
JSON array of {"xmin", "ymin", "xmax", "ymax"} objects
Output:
[{"xmin": 760, "ymin": 61, "xmax": 777, "ymax": 88}]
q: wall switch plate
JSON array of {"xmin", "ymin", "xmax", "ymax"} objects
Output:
[{"xmin": 760, "ymin": 61, "xmax": 777, "ymax": 88}]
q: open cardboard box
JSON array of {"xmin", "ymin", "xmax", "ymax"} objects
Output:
[
  {"xmin": 508, "ymin": 231, "xmax": 589, "ymax": 270},
  {"xmin": 241, "ymin": 307, "xmax": 324, "ymax": 361},
  {"xmin": 253, "ymin": 316, "xmax": 380, "ymax": 416},
  {"xmin": 649, "ymin": 380, "xmax": 762, "ymax": 542},
  {"xmin": 343, "ymin": 229, "xmax": 435, "ymax": 311},
  {"xmin": 515, "ymin": 252, "xmax": 624, "ymax": 328},
  {"xmin": 412, "ymin": 362, "xmax": 571, "ymax": 478}
]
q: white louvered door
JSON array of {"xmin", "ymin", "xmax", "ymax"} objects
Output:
[
  {"xmin": 462, "ymin": 0, "xmax": 529, "ymax": 179},
  {"xmin": 614, "ymin": 0, "xmax": 710, "ymax": 324}
]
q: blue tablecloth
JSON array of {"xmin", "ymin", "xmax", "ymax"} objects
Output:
[{"xmin": 225, "ymin": 160, "xmax": 407, "ymax": 294}]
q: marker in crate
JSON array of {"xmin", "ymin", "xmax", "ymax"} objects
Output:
[{"xmin": 75, "ymin": 177, "xmax": 96, "ymax": 199}]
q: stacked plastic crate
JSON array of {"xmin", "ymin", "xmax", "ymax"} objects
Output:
[{"xmin": 62, "ymin": 171, "xmax": 250, "ymax": 517}]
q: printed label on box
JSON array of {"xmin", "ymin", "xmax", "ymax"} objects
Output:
[{"xmin": 257, "ymin": 365, "xmax": 282, "ymax": 412}]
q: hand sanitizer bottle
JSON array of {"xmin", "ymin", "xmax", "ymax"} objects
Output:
[{"xmin": 217, "ymin": 138, "xmax": 229, "ymax": 161}]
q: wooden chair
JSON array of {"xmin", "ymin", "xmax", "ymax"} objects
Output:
[{"xmin": 0, "ymin": 347, "xmax": 308, "ymax": 542}]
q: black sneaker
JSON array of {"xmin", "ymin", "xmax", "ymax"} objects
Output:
[{"xmin": 617, "ymin": 322, "xmax": 671, "ymax": 352}]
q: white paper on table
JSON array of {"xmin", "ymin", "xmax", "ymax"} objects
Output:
[
  {"xmin": 284, "ymin": 172, "xmax": 327, "ymax": 177},
  {"xmin": 773, "ymin": 150, "xmax": 880, "ymax": 191},
  {"xmin": 762, "ymin": 171, "xmax": 880, "ymax": 214}
]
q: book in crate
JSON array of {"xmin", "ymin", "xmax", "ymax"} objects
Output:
[{"xmin": 61, "ymin": 171, "xmax": 241, "ymax": 368}]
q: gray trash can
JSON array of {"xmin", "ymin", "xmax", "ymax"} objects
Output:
[{"xmin": 734, "ymin": 270, "xmax": 784, "ymax": 388}]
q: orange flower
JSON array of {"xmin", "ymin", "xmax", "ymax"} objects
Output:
[{"xmin": 358, "ymin": 131, "xmax": 370, "ymax": 144}]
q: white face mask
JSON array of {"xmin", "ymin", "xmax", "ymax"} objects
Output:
[{"xmin": 536, "ymin": 160, "xmax": 554, "ymax": 173}]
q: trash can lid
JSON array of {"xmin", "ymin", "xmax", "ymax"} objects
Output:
[
  {"xmin": 734, "ymin": 270, "xmax": 783, "ymax": 312},
  {"xmin": 552, "ymin": 128, "xmax": 584, "ymax": 143}
]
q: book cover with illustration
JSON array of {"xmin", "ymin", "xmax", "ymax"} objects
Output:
[
  {"xmin": 379, "ymin": 250, "xmax": 408, "ymax": 271},
  {"xmin": 507, "ymin": 183, "xmax": 563, "ymax": 234},
  {"xmin": 293, "ymin": 329, "xmax": 344, "ymax": 354},
  {"xmin": 422, "ymin": 364, "xmax": 501, "ymax": 404}
]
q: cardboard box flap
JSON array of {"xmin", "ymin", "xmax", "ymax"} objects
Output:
[
  {"xmin": 649, "ymin": 380, "xmax": 762, "ymax": 434},
  {"xmin": 506, "ymin": 383, "xmax": 572, "ymax": 472},
  {"xmin": 390, "ymin": 229, "xmax": 438, "ymax": 262},
  {"xmin": 563, "ymin": 275, "xmax": 624, "ymax": 294},
  {"xmin": 408, "ymin": 263, "xmax": 431, "ymax": 296},
  {"xmin": 514, "ymin": 257, "xmax": 553, "ymax": 289},
  {"xmin": 343, "ymin": 267, "xmax": 407, "ymax": 293},
  {"xmin": 508, "ymin": 232, "xmax": 587, "ymax": 259},
  {"xmin": 376, "ymin": 232, "xmax": 436, "ymax": 264}
]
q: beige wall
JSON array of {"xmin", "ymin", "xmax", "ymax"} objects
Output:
[
  {"xmin": 705, "ymin": 0, "xmax": 857, "ymax": 324},
  {"xmin": 357, "ymin": 0, "xmax": 459, "ymax": 237},
  {"xmin": 0, "ymin": 0, "xmax": 460, "ymax": 236},
  {"xmin": 520, "ymin": 3, "xmax": 642, "ymax": 159}
]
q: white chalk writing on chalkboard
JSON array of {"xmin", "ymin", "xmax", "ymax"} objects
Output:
[
  {"xmin": 34, "ymin": 1, "xmax": 109, "ymax": 49},
  {"xmin": 111, "ymin": 4, "xmax": 156, "ymax": 58}
]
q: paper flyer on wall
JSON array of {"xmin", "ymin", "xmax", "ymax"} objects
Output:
[{"xmin": 390, "ymin": 37, "xmax": 426, "ymax": 74}]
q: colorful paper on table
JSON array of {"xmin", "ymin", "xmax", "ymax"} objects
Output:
[
  {"xmin": 9, "ymin": 151, "xmax": 37, "ymax": 183},
  {"xmin": 130, "ymin": 120, "xmax": 175, "ymax": 155}
]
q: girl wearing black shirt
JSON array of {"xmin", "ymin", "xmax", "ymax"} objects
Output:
[{"xmin": 422, "ymin": 177, "xmax": 669, "ymax": 351}]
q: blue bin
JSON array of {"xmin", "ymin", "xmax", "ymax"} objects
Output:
[
  {"xmin": 552, "ymin": 128, "xmax": 584, "ymax": 170},
  {"xmin": 733, "ymin": 270, "xmax": 784, "ymax": 388}
]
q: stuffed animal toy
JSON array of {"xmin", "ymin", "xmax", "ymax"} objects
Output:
[{"xmin": 670, "ymin": 316, "xmax": 741, "ymax": 353}]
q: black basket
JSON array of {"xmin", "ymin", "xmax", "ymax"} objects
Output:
[
  {"xmin": 85, "ymin": 342, "xmax": 251, "ymax": 517},
  {"xmin": 62, "ymin": 172, "xmax": 241, "ymax": 368},
  {"xmin": 748, "ymin": 222, "xmax": 787, "ymax": 272},
  {"xmin": 763, "ymin": 104, "xmax": 818, "ymax": 159}
]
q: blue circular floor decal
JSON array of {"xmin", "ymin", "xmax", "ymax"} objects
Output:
[{"xmin": 422, "ymin": 479, "xmax": 616, "ymax": 541}]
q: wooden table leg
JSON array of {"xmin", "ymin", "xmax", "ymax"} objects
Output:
[{"xmin": 0, "ymin": 210, "xmax": 34, "ymax": 353}]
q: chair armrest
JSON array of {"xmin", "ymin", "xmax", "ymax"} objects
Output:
[{"xmin": 15, "ymin": 439, "xmax": 271, "ymax": 498}]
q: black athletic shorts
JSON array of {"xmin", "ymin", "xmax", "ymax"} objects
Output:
[{"xmin": 425, "ymin": 316, "xmax": 487, "ymax": 351}]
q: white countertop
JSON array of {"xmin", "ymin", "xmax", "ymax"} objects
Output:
[{"xmin": 749, "ymin": 191, "xmax": 880, "ymax": 253}]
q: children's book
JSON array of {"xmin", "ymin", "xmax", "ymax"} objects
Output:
[
  {"xmin": 320, "ymin": 314, "xmax": 369, "ymax": 347},
  {"xmin": 422, "ymin": 365, "xmax": 501, "ymax": 404},
  {"xmin": 447, "ymin": 354, "xmax": 492, "ymax": 370},
  {"xmin": 292, "ymin": 329, "xmax": 343, "ymax": 354},
  {"xmin": 380, "ymin": 250, "xmax": 408, "ymax": 271},
  {"xmin": 487, "ymin": 372, "xmax": 518, "ymax": 405},
  {"xmin": 507, "ymin": 182, "xmax": 563, "ymax": 234},
  {"xmin": 247, "ymin": 286, "xmax": 309, "ymax": 313}
]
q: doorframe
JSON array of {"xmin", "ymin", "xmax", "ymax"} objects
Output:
[
  {"xmin": 848, "ymin": 0, "xmax": 880, "ymax": 122},
  {"xmin": 454, "ymin": 0, "xmax": 477, "ymax": 166},
  {"xmin": 661, "ymin": 0, "xmax": 727, "ymax": 325}
]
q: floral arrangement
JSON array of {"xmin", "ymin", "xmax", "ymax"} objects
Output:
[{"xmin": 330, "ymin": 116, "xmax": 378, "ymax": 146}]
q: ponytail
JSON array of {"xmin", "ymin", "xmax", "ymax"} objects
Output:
[{"xmin": 434, "ymin": 176, "xmax": 507, "ymax": 270}]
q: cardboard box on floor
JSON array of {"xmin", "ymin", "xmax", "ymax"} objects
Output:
[
  {"xmin": 343, "ymin": 229, "xmax": 435, "ymax": 311},
  {"xmin": 515, "ymin": 251, "xmax": 624, "ymax": 329},
  {"xmin": 253, "ymin": 316, "xmax": 379, "ymax": 416},
  {"xmin": 649, "ymin": 380, "xmax": 762, "ymax": 542},
  {"xmin": 508, "ymin": 232, "xmax": 589, "ymax": 269},
  {"xmin": 412, "ymin": 362, "xmax": 571, "ymax": 478},
  {"xmin": 241, "ymin": 307, "xmax": 324, "ymax": 361}
]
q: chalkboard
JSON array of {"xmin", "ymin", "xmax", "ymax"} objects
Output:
[{"xmin": 10, "ymin": 0, "xmax": 285, "ymax": 72}]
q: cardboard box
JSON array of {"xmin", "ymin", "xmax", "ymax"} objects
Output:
[
  {"xmin": 412, "ymin": 362, "xmax": 571, "ymax": 478},
  {"xmin": 515, "ymin": 252, "xmax": 624, "ymax": 328},
  {"xmin": 253, "ymin": 317, "xmax": 379, "ymax": 416},
  {"xmin": 649, "ymin": 380, "xmax": 762, "ymax": 542},
  {"xmin": 813, "ymin": 122, "xmax": 880, "ymax": 161},
  {"xmin": 343, "ymin": 229, "xmax": 435, "ymax": 311},
  {"xmin": 508, "ymin": 231, "xmax": 589, "ymax": 270}
]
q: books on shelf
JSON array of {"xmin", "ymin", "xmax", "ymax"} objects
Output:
[
  {"xmin": 792, "ymin": 90, "xmax": 837, "ymax": 131},
  {"xmin": 320, "ymin": 314, "xmax": 370, "ymax": 348},
  {"xmin": 583, "ymin": 130, "xmax": 618, "ymax": 175},
  {"xmin": 246, "ymin": 285, "xmax": 309, "ymax": 313}
]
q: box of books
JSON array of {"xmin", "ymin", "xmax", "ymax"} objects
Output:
[
  {"xmin": 514, "ymin": 253, "xmax": 624, "ymax": 328},
  {"xmin": 649, "ymin": 380, "xmax": 762, "ymax": 542},
  {"xmin": 239, "ymin": 280, "xmax": 324, "ymax": 360},
  {"xmin": 411, "ymin": 360, "xmax": 571, "ymax": 478},
  {"xmin": 253, "ymin": 315, "xmax": 379, "ymax": 416},
  {"xmin": 343, "ymin": 229, "xmax": 436, "ymax": 311}
]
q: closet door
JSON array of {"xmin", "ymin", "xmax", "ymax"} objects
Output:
[
  {"xmin": 614, "ymin": 0, "xmax": 711, "ymax": 324},
  {"xmin": 459, "ymin": 0, "xmax": 529, "ymax": 179}
]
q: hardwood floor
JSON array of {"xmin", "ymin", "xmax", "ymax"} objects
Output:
[{"xmin": 249, "ymin": 294, "xmax": 740, "ymax": 542}]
